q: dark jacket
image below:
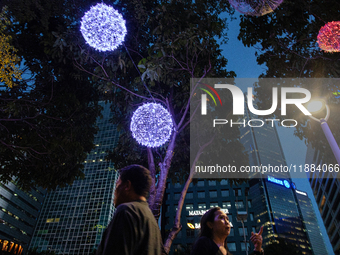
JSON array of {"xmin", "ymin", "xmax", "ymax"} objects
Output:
[
  {"xmin": 96, "ymin": 200, "xmax": 162, "ymax": 255},
  {"xmin": 191, "ymin": 236, "xmax": 233, "ymax": 255}
]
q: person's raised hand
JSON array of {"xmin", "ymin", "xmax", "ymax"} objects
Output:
[{"xmin": 250, "ymin": 226, "xmax": 263, "ymax": 252}]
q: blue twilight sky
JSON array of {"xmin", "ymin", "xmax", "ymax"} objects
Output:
[{"xmin": 220, "ymin": 13, "xmax": 335, "ymax": 255}]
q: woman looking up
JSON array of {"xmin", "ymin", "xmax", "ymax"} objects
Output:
[{"xmin": 191, "ymin": 207, "xmax": 264, "ymax": 255}]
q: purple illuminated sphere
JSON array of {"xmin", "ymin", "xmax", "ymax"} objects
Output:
[
  {"xmin": 130, "ymin": 103, "xmax": 173, "ymax": 148},
  {"xmin": 80, "ymin": 3, "xmax": 126, "ymax": 51}
]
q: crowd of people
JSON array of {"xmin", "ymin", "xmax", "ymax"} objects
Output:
[{"xmin": 96, "ymin": 165, "xmax": 264, "ymax": 255}]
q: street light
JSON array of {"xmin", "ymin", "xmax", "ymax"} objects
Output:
[
  {"xmin": 306, "ymin": 100, "xmax": 340, "ymax": 165},
  {"xmin": 237, "ymin": 211, "xmax": 249, "ymax": 255}
]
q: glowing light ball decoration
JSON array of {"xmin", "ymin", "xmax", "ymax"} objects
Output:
[
  {"xmin": 80, "ymin": 3, "xmax": 127, "ymax": 51},
  {"xmin": 130, "ymin": 103, "xmax": 173, "ymax": 148},
  {"xmin": 228, "ymin": 0, "xmax": 283, "ymax": 16},
  {"xmin": 317, "ymin": 21, "xmax": 340, "ymax": 53}
]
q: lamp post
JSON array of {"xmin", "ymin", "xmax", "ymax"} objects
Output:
[
  {"xmin": 237, "ymin": 211, "xmax": 248, "ymax": 255},
  {"xmin": 306, "ymin": 100, "xmax": 340, "ymax": 165}
]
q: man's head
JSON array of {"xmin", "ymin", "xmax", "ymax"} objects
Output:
[{"xmin": 114, "ymin": 164, "xmax": 152, "ymax": 207}]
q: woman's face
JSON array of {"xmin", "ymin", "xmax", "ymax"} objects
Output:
[{"xmin": 209, "ymin": 210, "xmax": 231, "ymax": 238}]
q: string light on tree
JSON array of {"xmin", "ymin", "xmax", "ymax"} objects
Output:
[
  {"xmin": 228, "ymin": 0, "xmax": 283, "ymax": 16},
  {"xmin": 130, "ymin": 103, "xmax": 173, "ymax": 148},
  {"xmin": 80, "ymin": 3, "xmax": 127, "ymax": 51},
  {"xmin": 317, "ymin": 21, "xmax": 340, "ymax": 53}
]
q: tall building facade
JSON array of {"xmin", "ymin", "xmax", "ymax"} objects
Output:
[
  {"xmin": 242, "ymin": 96, "xmax": 316, "ymax": 254},
  {"xmin": 249, "ymin": 177, "xmax": 313, "ymax": 254},
  {"xmin": 29, "ymin": 102, "xmax": 119, "ymax": 255},
  {"xmin": 0, "ymin": 181, "xmax": 46, "ymax": 253},
  {"xmin": 295, "ymin": 189, "xmax": 329, "ymax": 255},
  {"xmin": 162, "ymin": 179, "xmax": 255, "ymax": 254},
  {"xmin": 306, "ymin": 144, "xmax": 340, "ymax": 255}
]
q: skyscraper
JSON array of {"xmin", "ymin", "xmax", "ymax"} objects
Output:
[
  {"xmin": 295, "ymin": 189, "xmax": 328, "ymax": 255},
  {"xmin": 249, "ymin": 177, "xmax": 313, "ymax": 254},
  {"xmin": 0, "ymin": 181, "xmax": 46, "ymax": 253},
  {"xmin": 242, "ymin": 95, "xmax": 313, "ymax": 254},
  {"xmin": 306, "ymin": 144, "xmax": 340, "ymax": 255},
  {"xmin": 29, "ymin": 102, "xmax": 119, "ymax": 254}
]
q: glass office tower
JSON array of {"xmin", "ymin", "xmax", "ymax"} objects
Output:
[
  {"xmin": 243, "ymin": 95, "xmax": 313, "ymax": 254},
  {"xmin": 306, "ymin": 144, "xmax": 340, "ymax": 255},
  {"xmin": 249, "ymin": 177, "xmax": 313, "ymax": 255},
  {"xmin": 29, "ymin": 102, "xmax": 119, "ymax": 255},
  {"xmin": 295, "ymin": 189, "xmax": 328, "ymax": 255},
  {"xmin": 0, "ymin": 181, "xmax": 46, "ymax": 252}
]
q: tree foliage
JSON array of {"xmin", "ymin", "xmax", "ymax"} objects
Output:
[
  {"xmin": 36, "ymin": 0, "xmax": 247, "ymax": 251},
  {"xmin": 0, "ymin": 6, "xmax": 22, "ymax": 88},
  {"xmin": 0, "ymin": 1, "xmax": 102, "ymax": 190},
  {"xmin": 238, "ymin": 0, "xmax": 340, "ymax": 164}
]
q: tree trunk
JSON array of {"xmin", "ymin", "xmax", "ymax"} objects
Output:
[
  {"xmin": 163, "ymin": 136, "xmax": 215, "ymax": 254},
  {"xmin": 147, "ymin": 147, "xmax": 156, "ymax": 207},
  {"xmin": 150, "ymin": 131, "xmax": 177, "ymax": 221}
]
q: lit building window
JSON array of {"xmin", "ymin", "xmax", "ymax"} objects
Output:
[
  {"xmin": 221, "ymin": 190, "xmax": 229, "ymax": 197},
  {"xmin": 197, "ymin": 181, "xmax": 204, "ymax": 187},
  {"xmin": 198, "ymin": 203, "xmax": 206, "ymax": 210},
  {"xmin": 227, "ymin": 243, "xmax": 236, "ymax": 252},
  {"xmin": 241, "ymin": 242, "xmax": 247, "ymax": 251},
  {"xmin": 174, "ymin": 193, "xmax": 181, "ymax": 200},
  {"xmin": 222, "ymin": 202, "xmax": 231, "ymax": 209},
  {"xmin": 186, "ymin": 204, "xmax": 194, "ymax": 210},
  {"xmin": 239, "ymin": 227, "xmax": 248, "ymax": 236},
  {"xmin": 210, "ymin": 202, "xmax": 218, "ymax": 208},
  {"xmin": 234, "ymin": 189, "xmax": 242, "ymax": 196},
  {"xmin": 46, "ymin": 218, "xmax": 60, "ymax": 223},
  {"xmin": 250, "ymin": 213, "xmax": 254, "ymax": 221},
  {"xmin": 220, "ymin": 179, "xmax": 228, "ymax": 185},
  {"xmin": 174, "ymin": 183, "xmax": 181, "ymax": 188},
  {"xmin": 198, "ymin": 192, "xmax": 205, "ymax": 199},
  {"xmin": 186, "ymin": 192, "xmax": 193, "ymax": 199},
  {"xmin": 235, "ymin": 201, "xmax": 244, "ymax": 209}
]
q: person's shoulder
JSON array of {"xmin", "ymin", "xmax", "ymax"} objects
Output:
[
  {"xmin": 191, "ymin": 236, "xmax": 218, "ymax": 255},
  {"xmin": 192, "ymin": 236, "xmax": 215, "ymax": 249},
  {"xmin": 120, "ymin": 200, "xmax": 149, "ymax": 210},
  {"xmin": 196, "ymin": 236, "xmax": 213, "ymax": 244},
  {"xmin": 116, "ymin": 200, "xmax": 152, "ymax": 216}
]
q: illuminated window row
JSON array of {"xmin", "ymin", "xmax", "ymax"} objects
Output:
[
  {"xmin": 1, "ymin": 207, "xmax": 34, "ymax": 228},
  {"xmin": 0, "ymin": 194, "xmax": 36, "ymax": 219},
  {"xmin": 1, "ymin": 219, "xmax": 29, "ymax": 236},
  {"xmin": 46, "ymin": 218, "xmax": 60, "ymax": 223}
]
